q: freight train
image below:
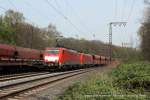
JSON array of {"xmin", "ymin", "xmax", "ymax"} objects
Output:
[{"xmin": 0, "ymin": 44, "xmax": 110, "ymax": 71}]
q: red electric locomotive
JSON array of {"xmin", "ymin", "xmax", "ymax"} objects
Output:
[
  {"xmin": 44, "ymin": 48, "xmax": 81, "ymax": 69},
  {"xmin": 80, "ymin": 53, "xmax": 93, "ymax": 67}
]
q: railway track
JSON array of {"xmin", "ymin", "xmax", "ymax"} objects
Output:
[
  {"xmin": 0, "ymin": 72, "xmax": 50, "ymax": 82},
  {"xmin": 0, "ymin": 72, "xmax": 43, "ymax": 78},
  {"xmin": 0, "ymin": 68, "xmax": 92, "ymax": 99}
]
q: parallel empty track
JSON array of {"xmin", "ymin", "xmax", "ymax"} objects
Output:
[
  {"xmin": 0, "ymin": 72, "xmax": 50, "ymax": 82},
  {"xmin": 0, "ymin": 68, "xmax": 92, "ymax": 99}
]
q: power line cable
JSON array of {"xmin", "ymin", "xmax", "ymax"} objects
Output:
[
  {"xmin": 66, "ymin": 0, "xmax": 94, "ymax": 36},
  {"xmin": 6, "ymin": 0, "xmax": 37, "ymax": 25},
  {"xmin": 44, "ymin": 0, "xmax": 84, "ymax": 34},
  {"xmin": 23, "ymin": 0, "xmax": 51, "ymax": 21},
  {"xmin": 127, "ymin": 0, "xmax": 135, "ymax": 22},
  {"xmin": 6, "ymin": 0, "xmax": 85, "ymax": 37},
  {"xmin": 54, "ymin": 0, "xmax": 68, "ymax": 20},
  {"xmin": 121, "ymin": 0, "xmax": 127, "ymax": 21},
  {"xmin": 120, "ymin": 0, "xmax": 127, "ymax": 41},
  {"xmin": 0, "ymin": 6, "xmax": 7, "ymax": 11},
  {"xmin": 114, "ymin": 0, "xmax": 118, "ymax": 20},
  {"xmin": 52, "ymin": 0, "xmax": 93, "ymax": 38},
  {"xmin": 64, "ymin": 0, "xmax": 68, "ymax": 15},
  {"xmin": 54, "ymin": 0, "xmax": 61, "ymax": 9},
  {"xmin": 7, "ymin": 0, "xmax": 17, "ymax": 11}
]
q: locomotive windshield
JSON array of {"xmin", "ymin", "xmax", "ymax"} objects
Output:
[{"xmin": 46, "ymin": 50, "xmax": 59, "ymax": 54}]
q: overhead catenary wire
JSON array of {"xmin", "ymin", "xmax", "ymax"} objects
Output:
[
  {"xmin": 0, "ymin": 6, "xmax": 6, "ymax": 11},
  {"xmin": 54, "ymin": 0, "xmax": 61, "ymax": 10},
  {"xmin": 53, "ymin": 0, "xmax": 67, "ymax": 17},
  {"xmin": 7, "ymin": 0, "xmax": 17, "ymax": 11},
  {"xmin": 114, "ymin": 0, "xmax": 118, "ymax": 20},
  {"xmin": 123, "ymin": 0, "xmax": 135, "ymax": 46},
  {"xmin": 44, "ymin": 0, "xmax": 85, "ymax": 35},
  {"xmin": 65, "ymin": 0, "xmax": 94, "ymax": 37},
  {"xmin": 6, "ymin": 0, "xmax": 38, "ymax": 26},
  {"xmin": 23, "ymin": 0, "xmax": 51, "ymax": 22},
  {"xmin": 64, "ymin": 0, "xmax": 68, "ymax": 15},
  {"xmin": 120, "ymin": 0, "xmax": 127, "ymax": 45},
  {"xmin": 6, "ymin": 0, "xmax": 86, "ymax": 39},
  {"xmin": 8, "ymin": 0, "xmax": 51, "ymax": 25},
  {"xmin": 121, "ymin": 0, "xmax": 127, "ymax": 21},
  {"xmin": 127, "ymin": 0, "xmax": 135, "ymax": 22},
  {"xmin": 0, "ymin": 6, "xmax": 7, "ymax": 15}
]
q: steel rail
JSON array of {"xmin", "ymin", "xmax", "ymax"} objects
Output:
[
  {"xmin": 0, "ymin": 68, "xmax": 91, "ymax": 99},
  {"xmin": 0, "ymin": 72, "xmax": 41, "ymax": 78},
  {"xmin": 0, "ymin": 69, "xmax": 85, "ymax": 88},
  {"xmin": 0, "ymin": 72, "xmax": 50, "ymax": 82}
]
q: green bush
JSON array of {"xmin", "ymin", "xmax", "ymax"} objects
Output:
[
  {"xmin": 58, "ymin": 75, "xmax": 147, "ymax": 100},
  {"xmin": 110, "ymin": 61, "xmax": 150, "ymax": 92},
  {"xmin": 58, "ymin": 61, "xmax": 150, "ymax": 100}
]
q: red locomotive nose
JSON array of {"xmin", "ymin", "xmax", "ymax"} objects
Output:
[
  {"xmin": 44, "ymin": 54, "xmax": 59, "ymax": 62},
  {"xmin": 43, "ymin": 48, "xmax": 60, "ymax": 63}
]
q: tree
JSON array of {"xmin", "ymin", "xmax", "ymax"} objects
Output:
[
  {"xmin": 139, "ymin": 5, "xmax": 150, "ymax": 60},
  {"xmin": 0, "ymin": 15, "xmax": 15, "ymax": 44},
  {"xmin": 0, "ymin": 10, "xmax": 62, "ymax": 49},
  {"xmin": 0, "ymin": 10, "xmax": 25, "ymax": 45},
  {"xmin": 4, "ymin": 9, "xmax": 25, "ymax": 26}
]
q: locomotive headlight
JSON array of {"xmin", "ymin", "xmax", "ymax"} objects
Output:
[
  {"xmin": 44, "ymin": 56, "xmax": 49, "ymax": 61},
  {"xmin": 44, "ymin": 56, "xmax": 59, "ymax": 62},
  {"xmin": 51, "ymin": 56, "xmax": 59, "ymax": 62}
]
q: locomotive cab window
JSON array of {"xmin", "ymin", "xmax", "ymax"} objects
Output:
[{"xmin": 46, "ymin": 50, "xmax": 59, "ymax": 54}]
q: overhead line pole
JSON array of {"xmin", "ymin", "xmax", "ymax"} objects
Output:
[
  {"xmin": 109, "ymin": 23, "xmax": 112, "ymax": 62},
  {"xmin": 109, "ymin": 22, "xmax": 127, "ymax": 62}
]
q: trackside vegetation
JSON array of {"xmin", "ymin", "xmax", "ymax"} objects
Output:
[
  {"xmin": 110, "ymin": 61, "xmax": 150, "ymax": 92},
  {"xmin": 58, "ymin": 61, "xmax": 150, "ymax": 100}
]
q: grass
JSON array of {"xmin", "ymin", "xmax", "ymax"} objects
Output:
[{"xmin": 58, "ymin": 61, "xmax": 150, "ymax": 100}]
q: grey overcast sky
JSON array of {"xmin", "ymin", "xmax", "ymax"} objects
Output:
[{"xmin": 0, "ymin": 0, "xmax": 145, "ymax": 47}]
